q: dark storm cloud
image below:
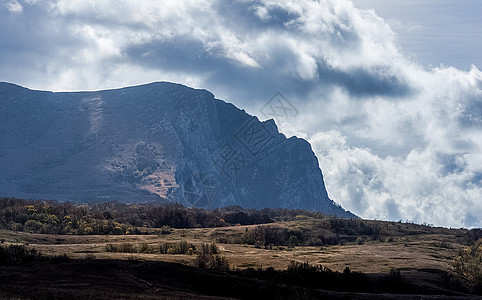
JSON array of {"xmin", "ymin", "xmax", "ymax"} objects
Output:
[
  {"xmin": 315, "ymin": 64, "xmax": 412, "ymax": 98},
  {"xmin": 123, "ymin": 34, "xmax": 322, "ymax": 102},
  {"xmin": 124, "ymin": 40, "xmax": 411, "ymax": 103},
  {"xmin": 0, "ymin": 1, "xmax": 96, "ymax": 86}
]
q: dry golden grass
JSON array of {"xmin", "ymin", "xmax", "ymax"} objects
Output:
[
  {"xmin": 2, "ymin": 218, "xmax": 480, "ymax": 298},
  {"xmin": 0, "ymin": 218, "xmax": 466, "ymax": 275}
]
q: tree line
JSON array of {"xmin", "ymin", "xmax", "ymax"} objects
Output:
[{"xmin": 0, "ymin": 198, "xmax": 331, "ymax": 234}]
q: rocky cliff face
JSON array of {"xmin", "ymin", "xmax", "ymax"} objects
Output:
[{"xmin": 0, "ymin": 82, "xmax": 354, "ymax": 217}]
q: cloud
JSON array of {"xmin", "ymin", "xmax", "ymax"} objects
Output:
[
  {"xmin": 305, "ymin": 64, "xmax": 482, "ymax": 228},
  {"xmin": 309, "ymin": 129, "xmax": 482, "ymax": 228},
  {"xmin": 3, "ymin": 0, "xmax": 23, "ymax": 13},
  {"xmin": 0, "ymin": 0, "xmax": 480, "ymax": 227}
]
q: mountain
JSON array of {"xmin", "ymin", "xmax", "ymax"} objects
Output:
[{"xmin": 0, "ymin": 82, "xmax": 354, "ymax": 217}]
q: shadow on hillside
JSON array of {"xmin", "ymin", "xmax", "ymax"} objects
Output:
[{"xmin": 0, "ymin": 258, "xmax": 476, "ymax": 300}]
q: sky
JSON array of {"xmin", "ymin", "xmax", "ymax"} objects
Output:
[
  {"xmin": 352, "ymin": 0, "xmax": 482, "ymax": 70},
  {"xmin": 0, "ymin": 0, "xmax": 481, "ymax": 228}
]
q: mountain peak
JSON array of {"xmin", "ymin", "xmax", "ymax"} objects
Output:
[{"xmin": 0, "ymin": 82, "xmax": 355, "ymax": 218}]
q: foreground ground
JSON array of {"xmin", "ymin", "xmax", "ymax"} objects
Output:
[{"xmin": 0, "ymin": 258, "xmax": 477, "ymax": 300}]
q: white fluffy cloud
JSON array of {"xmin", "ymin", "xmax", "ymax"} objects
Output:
[
  {"xmin": 0, "ymin": 0, "xmax": 480, "ymax": 227},
  {"xmin": 305, "ymin": 63, "xmax": 482, "ymax": 228},
  {"xmin": 3, "ymin": 0, "xmax": 23, "ymax": 13}
]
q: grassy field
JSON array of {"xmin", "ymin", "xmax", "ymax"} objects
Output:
[
  {"xmin": 1, "ymin": 216, "xmax": 481, "ymax": 299},
  {"xmin": 0, "ymin": 199, "xmax": 480, "ymax": 299},
  {"xmin": 0, "ymin": 220, "xmax": 467, "ymax": 272}
]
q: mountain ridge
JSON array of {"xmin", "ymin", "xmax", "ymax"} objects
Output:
[{"xmin": 0, "ymin": 81, "xmax": 355, "ymax": 218}]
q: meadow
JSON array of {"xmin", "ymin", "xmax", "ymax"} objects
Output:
[{"xmin": 0, "ymin": 198, "xmax": 480, "ymax": 299}]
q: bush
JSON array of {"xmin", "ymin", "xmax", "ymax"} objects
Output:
[
  {"xmin": 212, "ymin": 255, "xmax": 230, "ymax": 271},
  {"xmin": 159, "ymin": 241, "xmax": 195, "ymax": 255},
  {"xmin": 454, "ymin": 238, "xmax": 482, "ymax": 293},
  {"xmin": 288, "ymin": 235, "xmax": 298, "ymax": 248},
  {"xmin": 194, "ymin": 242, "xmax": 227, "ymax": 270},
  {"xmin": 24, "ymin": 220, "xmax": 42, "ymax": 233},
  {"xmin": 50, "ymin": 253, "xmax": 71, "ymax": 263},
  {"xmin": 0, "ymin": 244, "xmax": 41, "ymax": 264},
  {"xmin": 194, "ymin": 252, "xmax": 229, "ymax": 271},
  {"xmin": 194, "ymin": 252, "xmax": 211, "ymax": 268},
  {"xmin": 105, "ymin": 242, "xmax": 158, "ymax": 254},
  {"xmin": 105, "ymin": 243, "xmax": 137, "ymax": 253},
  {"xmin": 160, "ymin": 225, "xmax": 172, "ymax": 235},
  {"xmin": 138, "ymin": 242, "xmax": 150, "ymax": 253},
  {"xmin": 200, "ymin": 242, "xmax": 218, "ymax": 255},
  {"xmin": 287, "ymin": 261, "xmax": 329, "ymax": 273}
]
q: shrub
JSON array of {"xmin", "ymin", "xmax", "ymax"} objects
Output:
[
  {"xmin": 194, "ymin": 252, "xmax": 229, "ymax": 271},
  {"xmin": 85, "ymin": 253, "xmax": 96, "ymax": 260},
  {"xmin": 454, "ymin": 238, "xmax": 482, "ymax": 293},
  {"xmin": 288, "ymin": 235, "xmax": 298, "ymax": 248},
  {"xmin": 194, "ymin": 242, "xmax": 227, "ymax": 270},
  {"xmin": 0, "ymin": 244, "xmax": 41, "ymax": 264},
  {"xmin": 138, "ymin": 243, "xmax": 150, "ymax": 253},
  {"xmin": 160, "ymin": 225, "xmax": 172, "ymax": 235},
  {"xmin": 159, "ymin": 241, "xmax": 195, "ymax": 255},
  {"xmin": 200, "ymin": 242, "xmax": 218, "ymax": 255},
  {"xmin": 343, "ymin": 267, "xmax": 351, "ymax": 275},
  {"xmin": 287, "ymin": 261, "xmax": 329, "ymax": 273},
  {"xmin": 50, "ymin": 253, "xmax": 70, "ymax": 263},
  {"xmin": 24, "ymin": 220, "xmax": 42, "ymax": 233},
  {"xmin": 212, "ymin": 255, "xmax": 230, "ymax": 271},
  {"xmin": 194, "ymin": 252, "xmax": 211, "ymax": 268},
  {"xmin": 105, "ymin": 243, "xmax": 137, "ymax": 253}
]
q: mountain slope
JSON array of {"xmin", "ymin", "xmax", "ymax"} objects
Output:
[{"xmin": 0, "ymin": 82, "xmax": 354, "ymax": 217}]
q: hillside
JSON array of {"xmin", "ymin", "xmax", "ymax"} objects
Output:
[{"xmin": 0, "ymin": 199, "xmax": 481, "ymax": 299}]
